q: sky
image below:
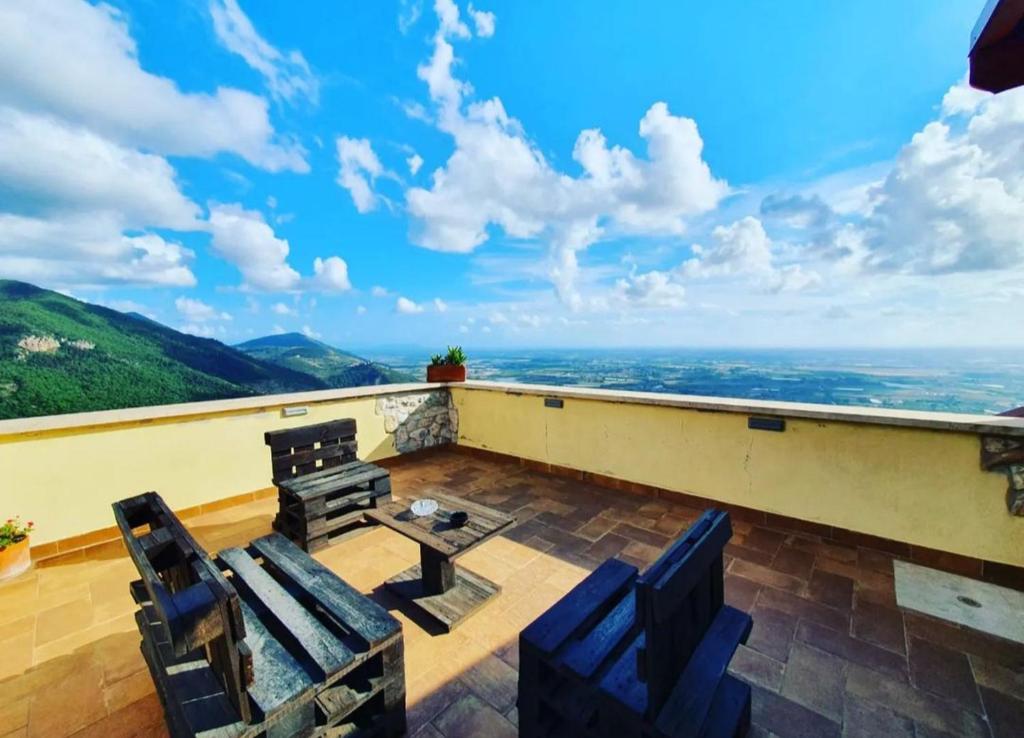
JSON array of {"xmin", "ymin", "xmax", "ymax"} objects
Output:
[{"xmin": 1, "ymin": 0, "xmax": 1021, "ymax": 350}]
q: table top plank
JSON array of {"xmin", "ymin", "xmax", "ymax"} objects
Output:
[{"xmin": 365, "ymin": 492, "xmax": 515, "ymax": 558}]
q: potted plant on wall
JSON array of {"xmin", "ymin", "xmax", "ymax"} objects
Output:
[
  {"xmin": 427, "ymin": 345, "xmax": 468, "ymax": 382},
  {"xmin": 0, "ymin": 517, "xmax": 34, "ymax": 581}
]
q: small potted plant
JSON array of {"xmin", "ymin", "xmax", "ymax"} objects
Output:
[
  {"xmin": 0, "ymin": 517, "xmax": 34, "ymax": 581},
  {"xmin": 426, "ymin": 345, "xmax": 468, "ymax": 382}
]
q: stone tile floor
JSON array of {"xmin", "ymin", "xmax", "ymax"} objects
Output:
[{"xmin": 1, "ymin": 449, "xmax": 1022, "ymax": 737}]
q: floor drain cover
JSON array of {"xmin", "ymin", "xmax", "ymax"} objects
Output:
[{"xmin": 957, "ymin": 595, "xmax": 982, "ymax": 608}]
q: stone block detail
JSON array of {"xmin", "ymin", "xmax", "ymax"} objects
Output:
[
  {"xmin": 376, "ymin": 390, "xmax": 457, "ymax": 454},
  {"xmin": 981, "ymin": 435, "xmax": 1024, "ymax": 516}
]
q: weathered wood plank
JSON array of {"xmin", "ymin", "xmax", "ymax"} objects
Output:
[
  {"xmin": 219, "ymin": 547, "xmax": 354, "ymax": 678},
  {"xmin": 265, "ymin": 419, "xmax": 356, "ymax": 451},
  {"xmin": 384, "ymin": 563, "xmax": 499, "ymax": 632},
  {"xmin": 653, "ymin": 605, "xmax": 753, "ymax": 738},
  {"xmin": 249, "ymin": 534, "xmax": 401, "ymax": 647},
  {"xmin": 521, "ymin": 558, "xmax": 637, "ymax": 656}
]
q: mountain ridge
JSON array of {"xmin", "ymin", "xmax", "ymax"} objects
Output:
[{"xmin": 0, "ymin": 280, "xmax": 411, "ymax": 419}]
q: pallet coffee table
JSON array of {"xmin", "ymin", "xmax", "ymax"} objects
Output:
[{"xmin": 366, "ymin": 492, "xmax": 516, "ymax": 632}]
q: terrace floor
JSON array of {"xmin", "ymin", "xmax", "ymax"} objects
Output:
[{"xmin": 1, "ymin": 449, "xmax": 1023, "ymax": 738}]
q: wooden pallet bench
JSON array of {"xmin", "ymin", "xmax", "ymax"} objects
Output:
[
  {"xmin": 266, "ymin": 419, "xmax": 392, "ymax": 552},
  {"xmin": 519, "ymin": 509, "xmax": 752, "ymax": 738},
  {"xmin": 114, "ymin": 492, "xmax": 406, "ymax": 738}
]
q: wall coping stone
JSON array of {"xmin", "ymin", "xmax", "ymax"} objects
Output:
[
  {"xmin": 0, "ymin": 382, "xmax": 443, "ymax": 439},
  {"xmin": 453, "ymin": 380, "xmax": 1024, "ymax": 438}
]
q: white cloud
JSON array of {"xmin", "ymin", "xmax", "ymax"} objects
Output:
[
  {"xmin": 407, "ymin": 153, "xmax": 424, "ymax": 176},
  {"xmin": 0, "ymin": 213, "xmax": 195, "ymax": 287},
  {"xmin": 396, "ymin": 296, "xmax": 424, "ymax": 314},
  {"xmin": 207, "ymin": 203, "xmax": 301, "ymax": 291},
  {"xmin": 682, "ymin": 216, "xmax": 821, "ymax": 293},
  {"xmin": 433, "ymin": 297, "xmax": 448, "ymax": 312},
  {"xmin": 0, "ymin": 0, "xmax": 307, "ymax": 172},
  {"xmin": 0, "ymin": 108, "xmax": 201, "ymax": 230},
  {"xmin": 612, "ymin": 270, "xmax": 686, "ymax": 309},
  {"xmin": 271, "ymin": 301, "xmax": 295, "ymax": 315},
  {"xmin": 209, "ymin": 0, "xmax": 318, "ymax": 105},
  {"xmin": 467, "ymin": 5, "xmax": 495, "ymax": 37},
  {"xmin": 371, "ymin": 285, "xmax": 390, "ymax": 298},
  {"xmin": 404, "ymin": 5, "xmax": 726, "ymax": 307},
  {"xmin": 336, "ymin": 137, "xmax": 385, "ymax": 213},
  {"xmin": 682, "ymin": 217, "xmax": 774, "ymax": 278},
  {"xmin": 356, "ymin": 305, "xmax": 367, "ymax": 315},
  {"xmin": 310, "ymin": 256, "xmax": 352, "ymax": 292},
  {"xmin": 398, "ymin": 0, "xmax": 423, "ymax": 34},
  {"xmin": 271, "ymin": 324, "xmax": 286, "ymax": 334},
  {"xmin": 180, "ymin": 322, "xmax": 225, "ymax": 338},
  {"xmin": 175, "ymin": 296, "xmax": 231, "ymax": 322},
  {"xmin": 301, "ymin": 324, "xmax": 320, "ymax": 338}
]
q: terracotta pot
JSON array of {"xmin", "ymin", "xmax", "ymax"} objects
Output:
[
  {"xmin": 426, "ymin": 364, "xmax": 467, "ymax": 382},
  {"xmin": 0, "ymin": 537, "xmax": 31, "ymax": 581}
]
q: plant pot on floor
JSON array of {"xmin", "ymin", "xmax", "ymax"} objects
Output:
[
  {"xmin": 426, "ymin": 364, "xmax": 467, "ymax": 382},
  {"xmin": 0, "ymin": 538, "xmax": 31, "ymax": 581}
]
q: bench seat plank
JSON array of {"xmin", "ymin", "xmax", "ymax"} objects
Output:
[
  {"xmin": 654, "ymin": 605, "xmax": 753, "ymax": 737},
  {"xmin": 219, "ymin": 547, "xmax": 354, "ymax": 679},
  {"xmin": 559, "ymin": 588, "xmax": 636, "ymax": 680},
  {"xmin": 279, "ymin": 461, "xmax": 389, "ymax": 499},
  {"xmin": 235, "ymin": 597, "xmax": 316, "ymax": 719},
  {"xmin": 249, "ymin": 533, "xmax": 400, "ymax": 647},
  {"xmin": 522, "ymin": 558, "xmax": 637, "ymax": 656}
]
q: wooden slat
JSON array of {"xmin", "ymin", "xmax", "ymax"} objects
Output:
[
  {"xmin": 265, "ymin": 419, "xmax": 357, "ymax": 451},
  {"xmin": 281, "ymin": 463, "xmax": 390, "ymax": 499},
  {"xmin": 653, "ymin": 605, "xmax": 753, "ymax": 738},
  {"xmin": 219, "ymin": 547, "xmax": 354, "ymax": 679},
  {"xmin": 249, "ymin": 534, "xmax": 401, "ymax": 647},
  {"xmin": 559, "ymin": 589, "xmax": 637, "ymax": 679},
  {"xmin": 234, "ymin": 597, "xmax": 316, "ymax": 719},
  {"xmin": 598, "ymin": 631, "xmax": 647, "ymax": 716},
  {"xmin": 271, "ymin": 441, "xmax": 358, "ymax": 474},
  {"xmin": 698, "ymin": 673, "xmax": 751, "ymax": 738},
  {"xmin": 365, "ymin": 492, "xmax": 516, "ymax": 558},
  {"xmin": 521, "ymin": 558, "xmax": 637, "ymax": 656}
]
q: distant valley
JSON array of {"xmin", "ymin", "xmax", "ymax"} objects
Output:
[{"xmin": 0, "ymin": 280, "xmax": 414, "ymax": 420}]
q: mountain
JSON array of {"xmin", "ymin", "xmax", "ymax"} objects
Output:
[
  {"xmin": 236, "ymin": 333, "xmax": 416, "ymax": 387},
  {"xmin": 0, "ymin": 280, "xmax": 329, "ymax": 419}
]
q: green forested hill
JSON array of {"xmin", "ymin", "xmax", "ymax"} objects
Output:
[
  {"xmin": 236, "ymin": 333, "xmax": 416, "ymax": 386},
  {"xmin": 0, "ymin": 281, "xmax": 331, "ymax": 419}
]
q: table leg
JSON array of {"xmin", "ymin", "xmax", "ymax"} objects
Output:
[{"xmin": 420, "ymin": 545, "xmax": 455, "ymax": 595}]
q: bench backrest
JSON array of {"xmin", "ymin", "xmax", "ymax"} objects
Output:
[
  {"xmin": 265, "ymin": 418, "xmax": 359, "ymax": 483},
  {"xmin": 113, "ymin": 492, "xmax": 253, "ymax": 724},
  {"xmin": 635, "ymin": 508, "xmax": 732, "ymax": 717}
]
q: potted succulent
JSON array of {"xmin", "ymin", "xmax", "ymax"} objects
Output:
[
  {"xmin": 0, "ymin": 517, "xmax": 34, "ymax": 581},
  {"xmin": 426, "ymin": 345, "xmax": 468, "ymax": 382}
]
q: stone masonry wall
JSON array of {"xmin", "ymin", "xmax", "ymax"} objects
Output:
[{"xmin": 375, "ymin": 389, "xmax": 457, "ymax": 454}]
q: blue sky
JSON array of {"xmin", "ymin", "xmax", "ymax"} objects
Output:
[{"xmin": 1, "ymin": 1, "xmax": 1021, "ymax": 349}]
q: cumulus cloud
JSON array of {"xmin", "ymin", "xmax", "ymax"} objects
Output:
[
  {"xmin": 0, "ymin": 108, "xmax": 201, "ymax": 230},
  {"xmin": 407, "ymin": 153, "xmax": 424, "ymax": 175},
  {"xmin": 403, "ymin": 3, "xmax": 727, "ymax": 308},
  {"xmin": 682, "ymin": 216, "xmax": 821, "ymax": 293},
  {"xmin": 209, "ymin": 0, "xmax": 318, "ymax": 105},
  {"xmin": 396, "ymin": 296, "xmax": 424, "ymax": 314},
  {"xmin": 0, "ymin": 0, "xmax": 307, "ymax": 172},
  {"xmin": 0, "ymin": 213, "xmax": 196, "ymax": 288},
  {"xmin": 467, "ymin": 5, "xmax": 495, "ymax": 37},
  {"xmin": 759, "ymin": 193, "xmax": 833, "ymax": 230},
  {"xmin": 175, "ymin": 296, "xmax": 231, "ymax": 322},
  {"xmin": 336, "ymin": 137, "xmax": 385, "ymax": 213},
  {"xmin": 301, "ymin": 324, "xmax": 321, "ymax": 338},
  {"xmin": 371, "ymin": 285, "xmax": 390, "ymax": 298},
  {"xmin": 271, "ymin": 301, "xmax": 295, "ymax": 315},
  {"xmin": 207, "ymin": 203, "xmax": 301, "ymax": 291},
  {"xmin": 310, "ymin": 256, "xmax": 352, "ymax": 291},
  {"xmin": 612, "ymin": 270, "xmax": 686, "ymax": 309}
]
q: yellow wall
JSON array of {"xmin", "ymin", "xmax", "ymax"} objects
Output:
[
  {"xmin": 451, "ymin": 386, "xmax": 1023, "ymax": 567},
  {"xmin": 1, "ymin": 395, "xmax": 400, "ymax": 544}
]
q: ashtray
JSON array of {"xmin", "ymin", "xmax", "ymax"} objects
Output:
[
  {"xmin": 448, "ymin": 511, "xmax": 469, "ymax": 527},
  {"xmin": 410, "ymin": 499, "xmax": 438, "ymax": 517}
]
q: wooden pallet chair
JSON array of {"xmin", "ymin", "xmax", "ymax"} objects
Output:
[
  {"xmin": 266, "ymin": 418, "xmax": 393, "ymax": 551},
  {"xmin": 518, "ymin": 509, "xmax": 752, "ymax": 738},
  {"xmin": 114, "ymin": 491, "xmax": 406, "ymax": 738}
]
